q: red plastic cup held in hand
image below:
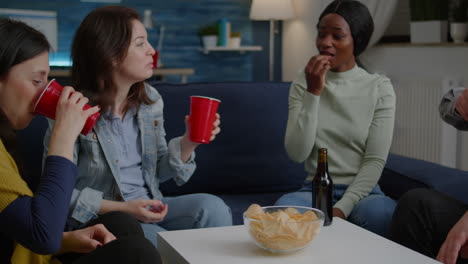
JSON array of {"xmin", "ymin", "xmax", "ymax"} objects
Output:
[
  {"xmin": 33, "ymin": 79, "xmax": 100, "ymax": 136},
  {"xmin": 189, "ymin": 96, "xmax": 220, "ymax": 144}
]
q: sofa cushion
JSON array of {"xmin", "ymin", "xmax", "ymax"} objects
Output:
[
  {"xmin": 383, "ymin": 153, "xmax": 468, "ymax": 204},
  {"xmin": 154, "ymin": 82, "xmax": 307, "ymax": 196}
]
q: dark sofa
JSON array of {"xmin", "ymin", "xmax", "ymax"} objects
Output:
[{"xmin": 16, "ymin": 81, "xmax": 468, "ymax": 225}]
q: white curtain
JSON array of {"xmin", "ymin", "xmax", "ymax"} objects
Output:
[{"xmin": 362, "ymin": 0, "xmax": 398, "ymax": 46}]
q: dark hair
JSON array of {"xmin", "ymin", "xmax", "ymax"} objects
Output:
[
  {"xmin": 71, "ymin": 6, "xmax": 154, "ymax": 115},
  {"xmin": 0, "ymin": 19, "xmax": 49, "ymax": 187},
  {"xmin": 0, "ymin": 18, "xmax": 50, "ymax": 149},
  {"xmin": 318, "ymin": 0, "xmax": 374, "ymax": 56}
]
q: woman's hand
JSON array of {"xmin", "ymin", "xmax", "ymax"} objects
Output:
[
  {"xmin": 123, "ymin": 199, "xmax": 168, "ymax": 223},
  {"xmin": 180, "ymin": 113, "xmax": 221, "ymax": 161},
  {"xmin": 304, "ymin": 55, "xmax": 331, "ymax": 96},
  {"xmin": 333, "ymin": 208, "xmax": 345, "ymax": 219},
  {"xmin": 59, "ymin": 224, "xmax": 115, "ymax": 254},
  {"xmin": 48, "ymin": 86, "xmax": 100, "ymax": 161}
]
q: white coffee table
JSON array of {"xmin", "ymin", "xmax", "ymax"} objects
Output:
[{"xmin": 157, "ymin": 217, "xmax": 440, "ymax": 264}]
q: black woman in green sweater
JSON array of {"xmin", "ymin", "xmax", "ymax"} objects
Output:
[{"xmin": 275, "ymin": 0, "xmax": 396, "ymax": 239}]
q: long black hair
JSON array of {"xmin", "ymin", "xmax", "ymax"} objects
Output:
[
  {"xmin": 0, "ymin": 18, "xmax": 50, "ymax": 157},
  {"xmin": 318, "ymin": 0, "xmax": 374, "ymax": 57}
]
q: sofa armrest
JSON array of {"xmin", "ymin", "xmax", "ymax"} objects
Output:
[
  {"xmin": 379, "ymin": 167, "xmax": 428, "ymax": 201},
  {"xmin": 380, "ymin": 153, "xmax": 468, "ymax": 204}
]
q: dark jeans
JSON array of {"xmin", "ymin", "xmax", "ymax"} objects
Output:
[
  {"xmin": 58, "ymin": 211, "xmax": 162, "ymax": 264},
  {"xmin": 391, "ymin": 188, "xmax": 468, "ymax": 264}
]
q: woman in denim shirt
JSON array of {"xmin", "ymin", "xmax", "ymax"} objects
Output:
[{"xmin": 43, "ymin": 6, "xmax": 232, "ymax": 246}]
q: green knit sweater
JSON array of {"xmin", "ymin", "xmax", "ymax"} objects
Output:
[{"xmin": 285, "ymin": 65, "xmax": 396, "ymax": 217}]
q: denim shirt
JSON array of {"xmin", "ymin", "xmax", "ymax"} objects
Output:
[
  {"xmin": 102, "ymin": 107, "xmax": 151, "ymax": 201},
  {"xmin": 43, "ymin": 83, "xmax": 196, "ymax": 227}
]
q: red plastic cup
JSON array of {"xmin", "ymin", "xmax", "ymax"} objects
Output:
[
  {"xmin": 152, "ymin": 50, "xmax": 159, "ymax": 69},
  {"xmin": 33, "ymin": 79, "xmax": 100, "ymax": 136},
  {"xmin": 189, "ymin": 96, "xmax": 221, "ymax": 144}
]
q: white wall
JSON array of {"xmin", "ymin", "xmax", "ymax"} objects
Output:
[
  {"xmin": 361, "ymin": 46, "xmax": 468, "ymax": 81},
  {"xmin": 361, "ymin": 45, "xmax": 468, "ymax": 170},
  {"xmin": 282, "ymin": 0, "xmax": 323, "ymax": 81}
]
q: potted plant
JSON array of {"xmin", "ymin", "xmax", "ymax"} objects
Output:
[
  {"xmin": 198, "ymin": 24, "xmax": 218, "ymax": 48},
  {"xmin": 228, "ymin": 32, "xmax": 241, "ymax": 48},
  {"xmin": 449, "ymin": 0, "xmax": 468, "ymax": 43},
  {"xmin": 409, "ymin": 0, "xmax": 449, "ymax": 43}
]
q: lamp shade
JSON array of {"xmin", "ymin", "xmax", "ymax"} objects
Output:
[{"xmin": 249, "ymin": 0, "xmax": 295, "ymax": 20}]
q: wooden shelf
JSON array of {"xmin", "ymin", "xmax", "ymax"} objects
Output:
[
  {"xmin": 377, "ymin": 42, "xmax": 468, "ymax": 47},
  {"xmin": 201, "ymin": 46, "xmax": 263, "ymax": 54}
]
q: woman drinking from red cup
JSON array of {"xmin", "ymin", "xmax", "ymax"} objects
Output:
[
  {"xmin": 34, "ymin": 79, "xmax": 100, "ymax": 135},
  {"xmin": 0, "ymin": 18, "xmax": 161, "ymax": 263}
]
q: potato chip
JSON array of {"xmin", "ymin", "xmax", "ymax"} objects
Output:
[{"xmin": 245, "ymin": 204, "xmax": 263, "ymax": 220}]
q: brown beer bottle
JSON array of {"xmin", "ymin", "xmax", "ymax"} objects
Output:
[{"xmin": 312, "ymin": 148, "xmax": 333, "ymax": 226}]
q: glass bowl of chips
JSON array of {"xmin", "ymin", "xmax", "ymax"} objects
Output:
[{"xmin": 243, "ymin": 204, "xmax": 324, "ymax": 253}]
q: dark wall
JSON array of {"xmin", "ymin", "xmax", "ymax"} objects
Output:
[{"xmin": 0, "ymin": 0, "xmax": 282, "ymax": 82}]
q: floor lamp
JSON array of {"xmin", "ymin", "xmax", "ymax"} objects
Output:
[{"xmin": 250, "ymin": 0, "xmax": 295, "ymax": 81}]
